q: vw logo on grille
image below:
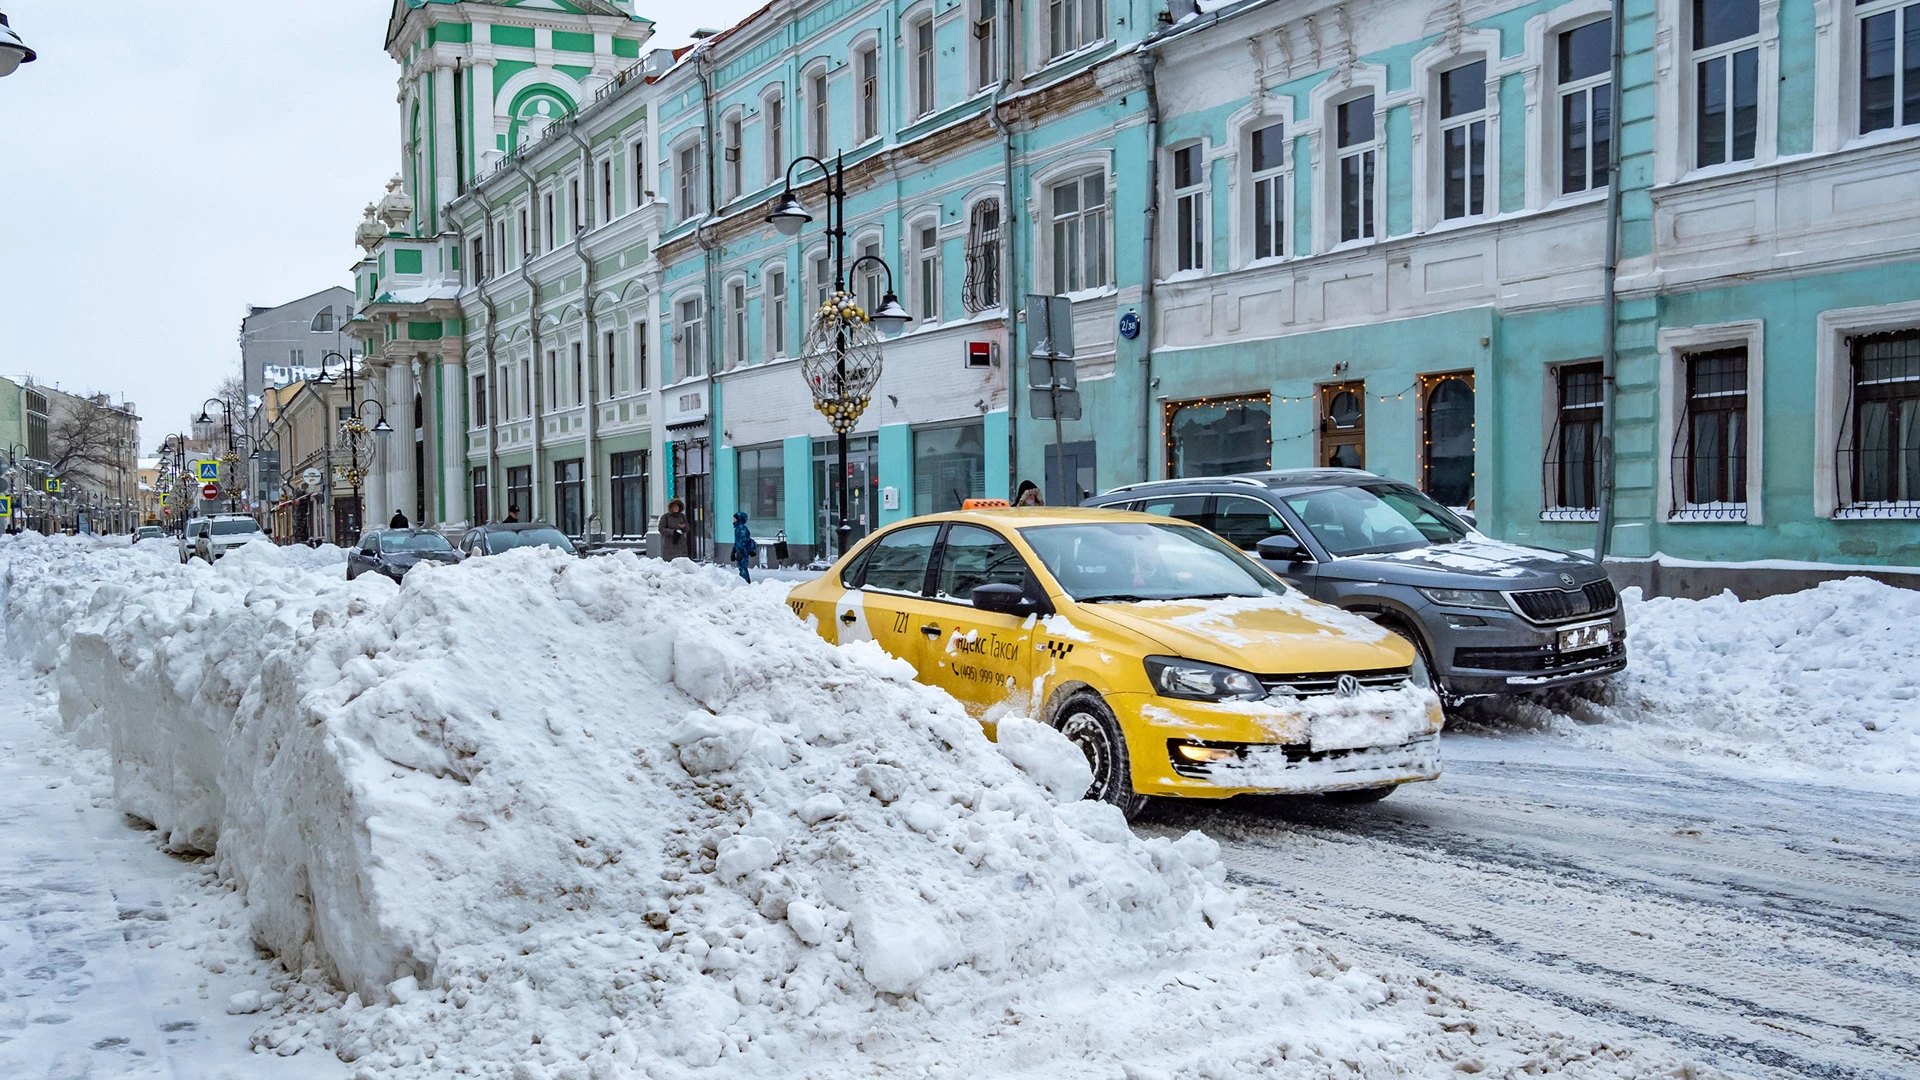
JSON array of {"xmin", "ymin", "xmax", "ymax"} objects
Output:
[
  {"xmin": 1335, "ymin": 674, "xmax": 1362, "ymax": 697},
  {"xmin": 1559, "ymin": 572, "xmax": 1576, "ymax": 586}
]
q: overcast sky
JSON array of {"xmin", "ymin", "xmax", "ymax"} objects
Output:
[{"xmin": 0, "ymin": 1, "xmax": 755, "ymax": 454}]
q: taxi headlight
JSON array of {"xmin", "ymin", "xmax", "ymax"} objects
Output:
[
  {"xmin": 1144, "ymin": 656, "xmax": 1268, "ymax": 702},
  {"xmin": 1408, "ymin": 653, "xmax": 1432, "ymax": 690}
]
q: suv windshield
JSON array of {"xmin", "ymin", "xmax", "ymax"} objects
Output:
[
  {"xmin": 1020, "ymin": 521, "xmax": 1284, "ymax": 602},
  {"xmin": 210, "ymin": 520, "xmax": 261, "ymax": 536},
  {"xmin": 1280, "ymin": 484, "xmax": 1468, "ymax": 557},
  {"xmin": 485, "ymin": 527, "xmax": 575, "ymax": 555},
  {"xmin": 380, "ymin": 531, "xmax": 453, "ymax": 553}
]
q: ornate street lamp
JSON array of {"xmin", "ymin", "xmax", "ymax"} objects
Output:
[
  {"xmin": 767, "ymin": 152, "xmax": 911, "ymax": 557},
  {"xmin": 339, "ymin": 398, "xmax": 391, "ymax": 536},
  {"xmin": 0, "ymin": 12, "xmax": 36, "ymax": 79}
]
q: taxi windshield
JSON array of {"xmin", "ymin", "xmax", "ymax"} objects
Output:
[{"xmin": 1019, "ymin": 521, "xmax": 1286, "ymax": 602}]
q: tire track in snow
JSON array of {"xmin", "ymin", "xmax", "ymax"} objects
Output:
[{"xmin": 1141, "ymin": 734, "xmax": 1920, "ymax": 1080}]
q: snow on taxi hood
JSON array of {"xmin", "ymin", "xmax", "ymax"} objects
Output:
[{"xmin": 1075, "ymin": 590, "xmax": 1412, "ymax": 675}]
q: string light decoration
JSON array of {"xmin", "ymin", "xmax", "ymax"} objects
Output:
[
  {"xmin": 799, "ymin": 289, "xmax": 883, "ymax": 435},
  {"xmin": 1162, "ymin": 392, "xmax": 1273, "ymax": 478},
  {"xmin": 1417, "ymin": 370, "xmax": 1478, "ymax": 509}
]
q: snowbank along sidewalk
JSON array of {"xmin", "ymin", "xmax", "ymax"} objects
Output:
[{"xmin": 3, "ymin": 535, "xmax": 1721, "ymax": 1078}]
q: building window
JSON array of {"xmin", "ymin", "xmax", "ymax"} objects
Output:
[
  {"xmin": 1693, "ymin": 0, "xmax": 1759, "ymax": 167},
  {"xmin": 1172, "ymin": 144, "xmax": 1205, "ymax": 272},
  {"xmin": 554, "ymin": 458, "xmax": 584, "ymax": 537},
  {"xmin": 914, "ymin": 422, "xmax": 986, "ymax": 514},
  {"xmin": 1845, "ymin": 329, "xmax": 1920, "ymax": 507},
  {"xmin": 1672, "ymin": 347, "xmax": 1749, "ymax": 511},
  {"xmin": 569, "ymin": 177, "xmax": 582, "ymax": 235},
  {"xmin": 1050, "ymin": 172, "xmax": 1108, "ymax": 294},
  {"xmin": 858, "ymin": 47, "xmax": 880, "ymax": 142},
  {"xmin": 518, "ymin": 207, "xmax": 530, "ymax": 256},
  {"xmin": 1319, "ymin": 381, "xmax": 1366, "ymax": 468},
  {"xmin": 856, "ymin": 238, "xmax": 882, "ymax": 313},
  {"xmin": 1049, "ymin": 0, "xmax": 1104, "ymax": 59},
  {"xmin": 975, "ymin": 0, "xmax": 1000, "ymax": 90},
  {"xmin": 1166, "ymin": 395, "xmax": 1273, "ymax": 477},
  {"xmin": 601, "ymin": 159, "xmax": 613, "ymax": 225},
  {"xmin": 506, "ymin": 465, "xmax": 532, "ymax": 520},
  {"xmin": 676, "ymin": 143, "xmax": 703, "ymax": 221},
  {"xmin": 570, "ymin": 342, "xmax": 583, "ymax": 405},
  {"xmin": 1439, "ymin": 62, "xmax": 1488, "ymax": 219},
  {"xmin": 809, "ymin": 71, "xmax": 830, "ymax": 155},
  {"xmin": 728, "ymin": 280, "xmax": 747, "ymax": 368},
  {"xmin": 631, "ymin": 140, "xmax": 647, "ymax": 208},
  {"xmin": 611, "ymin": 450, "xmax": 650, "ymax": 538},
  {"xmin": 520, "ymin": 359, "xmax": 530, "ymax": 418},
  {"xmin": 1860, "ymin": 0, "xmax": 1920, "ymax": 134},
  {"xmin": 604, "ymin": 330, "xmax": 617, "ymax": 397},
  {"xmin": 546, "ymin": 348, "xmax": 559, "ymax": 409},
  {"xmin": 1559, "ymin": 19, "xmax": 1612, "ymax": 195},
  {"xmin": 810, "ymin": 250, "xmax": 832, "ymax": 310},
  {"xmin": 1248, "ymin": 121, "xmax": 1287, "ymax": 261},
  {"xmin": 470, "ymin": 467, "xmax": 489, "ymax": 524},
  {"xmin": 676, "ymin": 296, "xmax": 704, "ymax": 380},
  {"xmin": 914, "ymin": 222, "xmax": 941, "ymax": 322},
  {"xmin": 764, "ymin": 92, "xmax": 785, "ymax": 184},
  {"xmin": 723, "ymin": 114, "xmax": 743, "ymax": 203},
  {"xmin": 1421, "ymin": 373, "xmax": 1475, "ymax": 508},
  {"xmin": 767, "ymin": 267, "xmax": 788, "ymax": 357},
  {"xmin": 632, "ymin": 320, "xmax": 650, "ymax": 390},
  {"xmin": 473, "ymin": 373, "xmax": 487, "ymax": 429},
  {"xmin": 914, "ymin": 17, "xmax": 936, "ymax": 118},
  {"xmin": 1547, "ymin": 362, "xmax": 1603, "ymax": 513},
  {"xmin": 963, "ymin": 199, "xmax": 1002, "ymax": 312},
  {"xmin": 737, "ymin": 445, "xmax": 785, "ymax": 537},
  {"xmin": 544, "ymin": 191, "xmax": 556, "ymax": 251},
  {"xmin": 471, "ymin": 236, "xmax": 486, "ymax": 283},
  {"xmin": 1337, "ymin": 96, "xmax": 1377, "ymax": 242}
]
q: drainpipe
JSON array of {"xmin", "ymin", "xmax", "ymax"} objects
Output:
[
  {"xmin": 1138, "ymin": 50, "xmax": 1162, "ymax": 483},
  {"xmin": 567, "ymin": 123, "xmax": 601, "ymax": 540},
  {"xmin": 512, "ymin": 158, "xmax": 546, "ymax": 522},
  {"xmin": 989, "ymin": 5, "xmax": 1019, "ymax": 496},
  {"xmin": 479, "ymin": 205, "xmax": 501, "ymax": 522},
  {"xmin": 697, "ymin": 48, "xmax": 721, "ymax": 559},
  {"xmin": 1593, "ymin": 0, "xmax": 1624, "ymax": 560}
]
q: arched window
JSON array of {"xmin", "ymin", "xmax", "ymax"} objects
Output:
[{"xmin": 1422, "ymin": 373, "xmax": 1475, "ymax": 507}]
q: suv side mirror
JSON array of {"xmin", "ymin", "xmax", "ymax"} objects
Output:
[
  {"xmin": 972, "ymin": 582, "xmax": 1048, "ymax": 616},
  {"xmin": 1454, "ymin": 508, "xmax": 1478, "ymax": 529},
  {"xmin": 1255, "ymin": 534, "xmax": 1309, "ymax": 562}
]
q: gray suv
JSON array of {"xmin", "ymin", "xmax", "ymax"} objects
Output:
[{"xmin": 1085, "ymin": 469, "xmax": 1626, "ymax": 702}]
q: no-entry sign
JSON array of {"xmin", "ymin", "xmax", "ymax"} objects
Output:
[{"xmin": 201, "ymin": 482, "xmax": 221, "ymax": 500}]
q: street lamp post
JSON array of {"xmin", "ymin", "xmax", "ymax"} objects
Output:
[
  {"xmin": 341, "ymin": 398, "xmax": 391, "ymax": 537},
  {"xmin": 765, "ymin": 153, "xmax": 912, "ymax": 558},
  {"xmin": 5, "ymin": 443, "xmax": 26, "ymax": 535},
  {"xmin": 197, "ymin": 398, "xmax": 240, "ymax": 514}
]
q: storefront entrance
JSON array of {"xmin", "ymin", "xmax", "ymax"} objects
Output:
[{"xmin": 814, "ymin": 435, "xmax": 877, "ymax": 559}]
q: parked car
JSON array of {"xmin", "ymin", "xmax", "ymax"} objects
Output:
[
  {"xmin": 1085, "ymin": 470, "xmax": 1626, "ymax": 704},
  {"xmin": 133, "ymin": 526, "xmax": 166, "ymax": 542},
  {"xmin": 457, "ymin": 522, "xmax": 579, "ymax": 558},
  {"xmin": 347, "ymin": 528, "xmax": 462, "ymax": 582},
  {"xmin": 180, "ymin": 514, "xmax": 264, "ymax": 563},
  {"xmin": 787, "ymin": 506, "xmax": 1445, "ymax": 814}
]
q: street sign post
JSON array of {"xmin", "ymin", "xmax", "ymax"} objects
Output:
[{"xmin": 1025, "ymin": 294, "xmax": 1082, "ymax": 496}]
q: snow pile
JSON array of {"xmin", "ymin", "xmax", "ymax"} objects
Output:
[
  {"xmin": 1, "ymin": 535, "xmax": 1524, "ymax": 1078},
  {"xmin": 1478, "ymin": 577, "xmax": 1920, "ymax": 792}
]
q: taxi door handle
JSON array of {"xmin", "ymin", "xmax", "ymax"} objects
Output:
[
  {"xmin": 839, "ymin": 610, "xmax": 858, "ymax": 625},
  {"xmin": 920, "ymin": 623, "xmax": 942, "ymax": 637}
]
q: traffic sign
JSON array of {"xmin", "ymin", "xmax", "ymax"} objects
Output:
[
  {"xmin": 302, "ymin": 467, "xmax": 322, "ymax": 489},
  {"xmin": 197, "ymin": 460, "xmax": 220, "ymax": 482},
  {"xmin": 1030, "ymin": 387, "xmax": 1083, "ymax": 421},
  {"xmin": 0, "ymin": 495, "xmax": 11, "ymax": 517},
  {"xmin": 201, "ymin": 482, "xmax": 221, "ymax": 500},
  {"xmin": 43, "ymin": 477, "xmax": 61, "ymax": 494},
  {"xmin": 1026, "ymin": 294, "xmax": 1075, "ymax": 360}
]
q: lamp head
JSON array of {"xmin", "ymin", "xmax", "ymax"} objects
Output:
[
  {"xmin": 872, "ymin": 291, "xmax": 912, "ymax": 333},
  {"xmin": 766, "ymin": 190, "xmax": 812, "ymax": 236},
  {"xmin": 0, "ymin": 14, "xmax": 35, "ymax": 79},
  {"xmin": 372, "ymin": 416, "xmax": 394, "ymax": 436}
]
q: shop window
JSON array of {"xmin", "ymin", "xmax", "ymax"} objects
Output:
[
  {"xmin": 737, "ymin": 445, "xmax": 785, "ymax": 537},
  {"xmin": 1319, "ymin": 382, "xmax": 1365, "ymax": 469},
  {"xmin": 1421, "ymin": 373, "xmax": 1475, "ymax": 507},
  {"xmin": 611, "ymin": 450, "xmax": 650, "ymax": 538},
  {"xmin": 914, "ymin": 423, "xmax": 986, "ymax": 515},
  {"xmin": 554, "ymin": 458, "xmax": 584, "ymax": 537},
  {"xmin": 1166, "ymin": 394, "xmax": 1273, "ymax": 477},
  {"xmin": 506, "ymin": 465, "xmax": 532, "ymax": 520},
  {"xmin": 470, "ymin": 467, "xmax": 489, "ymax": 524}
]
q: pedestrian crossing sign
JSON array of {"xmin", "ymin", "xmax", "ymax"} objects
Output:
[
  {"xmin": 197, "ymin": 460, "xmax": 220, "ymax": 482},
  {"xmin": 0, "ymin": 496, "xmax": 11, "ymax": 517},
  {"xmin": 43, "ymin": 477, "xmax": 61, "ymax": 494}
]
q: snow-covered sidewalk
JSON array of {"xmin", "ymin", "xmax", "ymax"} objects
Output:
[{"xmin": 0, "ymin": 627, "xmax": 343, "ymax": 1079}]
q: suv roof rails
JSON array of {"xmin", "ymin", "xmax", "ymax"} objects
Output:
[{"xmin": 1099, "ymin": 475, "xmax": 1268, "ymax": 496}]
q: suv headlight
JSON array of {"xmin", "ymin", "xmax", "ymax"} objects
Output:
[
  {"xmin": 1418, "ymin": 587, "xmax": 1508, "ymax": 611},
  {"xmin": 1144, "ymin": 656, "xmax": 1267, "ymax": 702}
]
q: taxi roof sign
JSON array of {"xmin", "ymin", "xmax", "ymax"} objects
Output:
[{"xmin": 962, "ymin": 498, "xmax": 1012, "ymax": 509}]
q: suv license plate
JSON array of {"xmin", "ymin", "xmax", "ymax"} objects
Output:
[{"xmin": 1557, "ymin": 622, "xmax": 1611, "ymax": 653}]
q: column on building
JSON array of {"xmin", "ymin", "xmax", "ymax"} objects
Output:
[
  {"xmin": 441, "ymin": 343, "xmax": 468, "ymax": 527},
  {"xmin": 433, "ymin": 61, "xmax": 458, "ymax": 221},
  {"xmin": 388, "ymin": 358, "xmax": 417, "ymax": 524}
]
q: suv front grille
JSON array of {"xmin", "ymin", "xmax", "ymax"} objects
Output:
[
  {"xmin": 1454, "ymin": 640, "xmax": 1626, "ymax": 673},
  {"xmin": 1508, "ymin": 578, "xmax": 1617, "ymax": 623},
  {"xmin": 1260, "ymin": 667, "xmax": 1409, "ymax": 697}
]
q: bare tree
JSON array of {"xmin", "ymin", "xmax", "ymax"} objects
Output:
[{"xmin": 47, "ymin": 397, "xmax": 134, "ymax": 479}]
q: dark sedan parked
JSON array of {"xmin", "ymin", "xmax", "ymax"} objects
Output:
[
  {"xmin": 347, "ymin": 528, "xmax": 462, "ymax": 581},
  {"xmin": 457, "ymin": 522, "xmax": 579, "ymax": 558}
]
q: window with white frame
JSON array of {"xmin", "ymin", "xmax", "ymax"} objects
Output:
[
  {"xmin": 519, "ymin": 206, "xmax": 530, "ymax": 256},
  {"xmin": 728, "ymin": 280, "xmax": 747, "ymax": 368},
  {"xmin": 963, "ymin": 198, "xmax": 1002, "ymax": 311},
  {"xmin": 1547, "ymin": 361, "xmax": 1604, "ymax": 513},
  {"xmin": 676, "ymin": 141, "xmax": 703, "ymax": 221},
  {"xmin": 856, "ymin": 237, "xmax": 882, "ymax": 312},
  {"xmin": 546, "ymin": 348, "xmax": 559, "ymax": 408},
  {"xmin": 974, "ymin": 0, "xmax": 1000, "ymax": 90},
  {"xmin": 723, "ymin": 114, "xmax": 743, "ymax": 203},
  {"xmin": 1048, "ymin": 0, "xmax": 1104, "ymax": 59},
  {"xmin": 544, "ymin": 191, "xmax": 556, "ymax": 252},
  {"xmin": 1860, "ymin": 0, "xmax": 1920, "ymax": 134},
  {"xmin": 675, "ymin": 296, "xmax": 704, "ymax": 380},
  {"xmin": 858, "ymin": 47, "xmax": 881, "ymax": 142},
  {"xmin": 520, "ymin": 358, "xmax": 530, "ymax": 416},
  {"xmin": 1558, "ymin": 19, "xmax": 1612, "ymax": 194},
  {"xmin": 764, "ymin": 90, "xmax": 785, "ymax": 183},
  {"xmin": 810, "ymin": 249, "xmax": 832, "ymax": 309},
  {"xmin": 1050, "ymin": 172, "xmax": 1108, "ymax": 293},
  {"xmin": 604, "ymin": 330, "xmax": 617, "ymax": 397},
  {"xmin": 632, "ymin": 320, "xmax": 650, "ymax": 390},
  {"xmin": 913, "ymin": 17, "xmax": 937, "ymax": 118},
  {"xmin": 1248, "ymin": 121, "xmax": 1287, "ymax": 260},
  {"xmin": 600, "ymin": 159, "xmax": 614, "ymax": 225},
  {"xmin": 1171, "ymin": 143, "xmax": 1205, "ymax": 272},
  {"xmin": 809, "ymin": 71, "xmax": 830, "ymax": 155},
  {"xmin": 766, "ymin": 267, "xmax": 788, "ymax": 357},
  {"xmin": 473, "ymin": 372, "xmax": 488, "ymax": 429},
  {"xmin": 913, "ymin": 221, "xmax": 941, "ymax": 322},
  {"xmin": 473, "ymin": 235, "xmax": 487, "ymax": 282},
  {"xmin": 631, "ymin": 140, "xmax": 647, "ymax": 208},
  {"xmin": 1693, "ymin": 0, "xmax": 1759, "ymax": 167},
  {"xmin": 1438, "ymin": 62, "xmax": 1488, "ymax": 219},
  {"xmin": 569, "ymin": 176, "xmax": 582, "ymax": 235},
  {"xmin": 1842, "ymin": 329, "xmax": 1920, "ymax": 509},
  {"xmin": 572, "ymin": 342, "xmax": 584, "ymax": 405},
  {"xmin": 1336, "ymin": 96, "xmax": 1377, "ymax": 242},
  {"xmin": 1671, "ymin": 346, "xmax": 1750, "ymax": 514}
]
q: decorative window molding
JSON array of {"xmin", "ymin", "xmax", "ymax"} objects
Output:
[
  {"xmin": 1030, "ymin": 152, "xmax": 1113, "ymax": 295},
  {"xmin": 1814, "ymin": 299, "xmax": 1920, "ymax": 518},
  {"xmin": 1656, "ymin": 321, "xmax": 1766, "ymax": 523},
  {"xmin": 1523, "ymin": 1, "xmax": 1616, "ymax": 210},
  {"xmin": 1653, "ymin": 0, "xmax": 1779, "ymax": 184},
  {"xmin": 1309, "ymin": 66, "xmax": 1388, "ymax": 253},
  {"xmin": 1411, "ymin": 32, "xmax": 1502, "ymax": 232}
]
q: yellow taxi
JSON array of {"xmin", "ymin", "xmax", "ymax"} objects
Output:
[{"xmin": 787, "ymin": 505, "xmax": 1444, "ymax": 815}]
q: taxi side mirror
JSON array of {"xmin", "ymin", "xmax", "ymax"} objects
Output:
[
  {"xmin": 1255, "ymin": 534, "xmax": 1309, "ymax": 562},
  {"xmin": 972, "ymin": 582, "xmax": 1043, "ymax": 616}
]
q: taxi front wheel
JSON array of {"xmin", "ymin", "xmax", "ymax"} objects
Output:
[{"xmin": 1055, "ymin": 692, "xmax": 1148, "ymax": 821}]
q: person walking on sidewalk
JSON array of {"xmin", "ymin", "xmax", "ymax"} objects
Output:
[
  {"xmin": 731, "ymin": 512, "xmax": 758, "ymax": 583},
  {"xmin": 389, "ymin": 509, "xmax": 409, "ymax": 529},
  {"xmin": 659, "ymin": 498, "xmax": 692, "ymax": 561}
]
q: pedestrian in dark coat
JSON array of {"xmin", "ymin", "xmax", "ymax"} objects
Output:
[
  {"xmin": 731, "ymin": 511, "xmax": 757, "ymax": 583},
  {"xmin": 659, "ymin": 498, "xmax": 693, "ymax": 561},
  {"xmin": 504, "ymin": 504, "xmax": 521, "ymax": 523},
  {"xmin": 389, "ymin": 510, "xmax": 409, "ymax": 529}
]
